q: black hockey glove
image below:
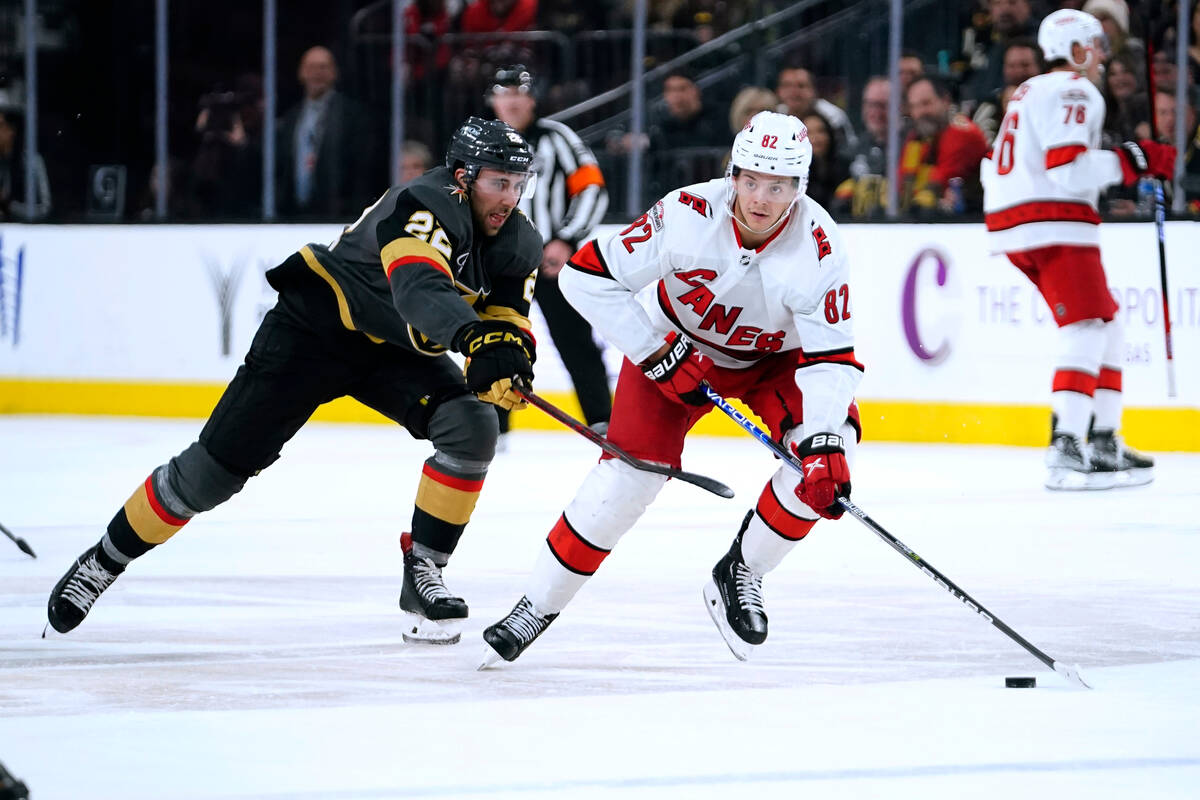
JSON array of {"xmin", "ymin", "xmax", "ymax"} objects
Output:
[{"xmin": 453, "ymin": 320, "xmax": 535, "ymax": 410}]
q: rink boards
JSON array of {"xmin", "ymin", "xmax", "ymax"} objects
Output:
[{"xmin": 0, "ymin": 221, "xmax": 1196, "ymax": 449}]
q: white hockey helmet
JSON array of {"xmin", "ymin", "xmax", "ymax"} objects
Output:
[
  {"xmin": 1038, "ymin": 9, "xmax": 1106, "ymax": 67},
  {"xmin": 729, "ymin": 110, "xmax": 812, "ymax": 187}
]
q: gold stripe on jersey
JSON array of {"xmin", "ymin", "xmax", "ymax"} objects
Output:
[
  {"xmin": 406, "ymin": 323, "xmax": 449, "ymax": 356},
  {"xmin": 299, "ymin": 246, "xmax": 385, "ymax": 343},
  {"xmin": 477, "ymin": 305, "xmax": 533, "ymax": 334},
  {"xmin": 380, "ymin": 237, "xmax": 453, "ymax": 281}
]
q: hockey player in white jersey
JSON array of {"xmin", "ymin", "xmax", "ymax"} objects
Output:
[
  {"xmin": 981, "ymin": 9, "xmax": 1175, "ymax": 490},
  {"xmin": 480, "ymin": 111, "xmax": 863, "ymax": 665}
]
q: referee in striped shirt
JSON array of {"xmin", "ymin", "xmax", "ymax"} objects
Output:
[{"xmin": 490, "ymin": 65, "xmax": 612, "ymax": 433}]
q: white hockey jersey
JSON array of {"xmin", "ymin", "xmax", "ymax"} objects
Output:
[
  {"xmin": 981, "ymin": 70, "xmax": 1124, "ymax": 253},
  {"xmin": 560, "ymin": 178, "xmax": 862, "ymax": 435}
]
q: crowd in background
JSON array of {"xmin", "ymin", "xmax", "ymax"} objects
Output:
[{"xmin": 0, "ymin": 0, "xmax": 1197, "ymax": 224}]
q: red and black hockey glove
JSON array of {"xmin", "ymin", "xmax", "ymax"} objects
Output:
[
  {"xmin": 1115, "ymin": 140, "xmax": 1177, "ymax": 185},
  {"xmin": 454, "ymin": 320, "xmax": 535, "ymax": 410},
  {"xmin": 791, "ymin": 432, "xmax": 851, "ymax": 520},
  {"xmin": 639, "ymin": 331, "xmax": 713, "ymax": 406}
]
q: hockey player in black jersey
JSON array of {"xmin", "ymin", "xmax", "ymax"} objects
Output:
[{"xmin": 47, "ymin": 117, "xmax": 543, "ymax": 644}]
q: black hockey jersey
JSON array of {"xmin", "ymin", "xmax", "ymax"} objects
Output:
[{"xmin": 266, "ymin": 166, "xmax": 542, "ymax": 355}]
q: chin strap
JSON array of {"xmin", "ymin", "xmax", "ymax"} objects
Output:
[{"xmin": 732, "ymin": 204, "xmax": 795, "ymax": 240}]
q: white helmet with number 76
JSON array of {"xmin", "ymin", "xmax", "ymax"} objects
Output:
[{"xmin": 1037, "ymin": 9, "xmax": 1106, "ymax": 67}]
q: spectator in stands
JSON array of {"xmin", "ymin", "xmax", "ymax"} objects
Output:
[
  {"xmin": 538, "ymin": 0, "xmax": 609, "ymax": 33},
  {"xmin": 487, "ymin": 65, "xmax": 612, "ymax": 435},
  {"xmin": 728, "ymin": 86, "xmax": 780, "ymax": 133},
  {"xmin": 643, "ymin": 68, "xmax": 727, "ymax": 198},
  {"xmin": 649, "ymin": 68, "xmax": 727, "ymax": 149},
  {"xmin": 460, "ymin": 0, "xmax": 538, "ymax": 34},
  {"xmin": 1155, "ymin": 88, "xmax": 1200, "ymax": 213},
  {"xmin": 775, "ymin": 66, "xmax": 857, "ymax": 153},
  {"xmin": 1102, "ymin": 51, "xmax": 1151, "ymax": 145},
  {"xmin": 134, "ymin": 158, "xmax": 191, "ymax": 221},
  {"xmin": 966, "ymin": 0, "xmax": 1037, "ymax": 101},
  {"xmin": 190, "ymin": 74, "xmax": 263, "ymax": 219},
  {"xmin": 973, "ymin": 37, "xmax": 1042, "ymax": 144},
  {"xmin": 405, "ymin": 0, "xmax": 453, "ymax": 83},
  {"xmin": 1189, "ymin": 4, "xmax": 1200, "ymax": 88},
  {"xmin": 835, "ymin": 76, "xmax": 890, "ymax": 218},
  {"xmin": 0, "ymin": 109, "xmax": 51, "ymax": 221},
  {"xmin": 898, "ymin": 50, "xmax": 926, "ymax": 95},
  {"xmin": 900, "ymin": 76, "xmax": 989, "ymax": 215},
  {"xmin": 1082, "ymin": 0, "xmax": 1143, "ymax": 65},
  {"xmin": 801, "ymin": 111, "xmax": 849, "ymax": 210},
  {"xmin": 276, "ymin": 46, "xmax": 378, "ymax": 220},
  {"xmin": 398, "ymin": 140, "xmax": 433, "ymax": 185}
]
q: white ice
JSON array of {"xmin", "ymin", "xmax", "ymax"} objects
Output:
[{"xmin": 1, "ymin": 416, "xmax": 1198, "ymax": 799}]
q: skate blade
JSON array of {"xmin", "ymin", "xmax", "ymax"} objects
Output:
[
  {"xmin": 477, "ymin": 643, "xmax": 504, "ymax": 671},
  {"xmin": 1112, "ymin": 468, "xmax": 1154, "ymax": 488},
  {"xmin": 702, "ymin": 580, "xmax": 754, "ymax": 662},
  {"xmin": 1045, "ymin": 469, "xmax": 1112, "ymax": 491},
  {"xmin": 400, "ymin": 613, "xmax": 462, "ymax": 645}
]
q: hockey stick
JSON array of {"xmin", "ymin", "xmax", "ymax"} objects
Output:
[
  {"xmin": 701, "ymin": 383, "xmax": 1092, "ymax": 689},
  {"xmin": 514, "ymin": 380, "xmax": 735, "ymax": 499},
  {"xmin": 1145, "ymin": 34, "xmax": 1177, "ymax": 398},
  {"xmin": 0, "ymin": 520, "xmax": 36, "ymax": 559}
]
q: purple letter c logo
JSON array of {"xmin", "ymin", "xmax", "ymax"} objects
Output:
[{"xmin": 902, "ymin": 247, "xmax": 951, "ymax": 364}]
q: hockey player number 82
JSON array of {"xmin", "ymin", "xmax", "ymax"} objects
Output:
[{"xmin": 824, "ymin": 284, "xmax": 850, "ymax": 324}]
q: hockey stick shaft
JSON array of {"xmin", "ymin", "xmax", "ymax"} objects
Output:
[
  {"xmin": 701, "ymin": 383, "xmax": 1090, "ymax": 688},
  {"xmin": 1145, "ymin": 32, "xmax": 1177, "ymax": 398},
  {"xmin": 515, "ymin": 383, "xmax": 735, "ymax": 499},
  {"xmin": 1152, "ymin": 180, "xmax": 1176, "ymax": 398},
  {"xmin": 0, "ymin": 520, "xmax": 36, "ymax": 559}
]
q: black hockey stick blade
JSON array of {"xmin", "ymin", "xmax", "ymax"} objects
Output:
[
  {"xmin": 515, "ymin": 382, "xmax": 734, "ymax": 499},
  {"xmin": 702, "ymin": 383, "xmax": 1091, "ymax": 689},
  {"xmin": 0, "ymin": 520, "xmax": 36, "ymax": 559}
]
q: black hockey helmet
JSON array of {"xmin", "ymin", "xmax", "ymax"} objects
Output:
[{"xmin": 444, "ymin": 116, "xmax": 534, "ymax": 187}]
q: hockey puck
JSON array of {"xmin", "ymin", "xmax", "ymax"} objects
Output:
[{"xmin": 1005, "ymin": 676, "xmax": 1036, "ymax": 688}]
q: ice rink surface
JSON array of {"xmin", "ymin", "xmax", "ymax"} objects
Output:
[{"xmin": 1, "ymin": 415, "xmax": 1198, "ymax": 799}]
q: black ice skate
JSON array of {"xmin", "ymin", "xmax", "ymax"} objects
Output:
[
  {"xmin": 478, "ymin": 595, "xmax": 558, "ymax": 669},
  {"xmin": 703, "ymin": 520, "xmax": 768, "ymax": 661},
  {"xmin": 1089, "ymin": 429, "xmax": 1154, "ymax": 488},
  {"xmin": 1044, "ymin": 432, "xmax": 1100, "ymax": 491},
  {"xmin": 399, "ymin": 533, "xmax": 468, "ymax": 645},
  {"xmin": 46, "ymin": 544, "xmax": 125, "ymax": 634}
]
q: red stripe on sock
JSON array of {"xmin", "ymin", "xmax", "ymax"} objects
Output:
[
  {"xmin": 1052, "ymin": 369, "xmax": 1098, "ymax": 396},
  {"xmin": 420, "ymin": 463, "xmax": 485, "ymax": 493},
  {"xmin": 756, "ymin": 483, "xmax": 817, "ymax": 542},
  {"xmin": 143, "ymin": 476, "xmax": 189, "ymax": 527},
  {"xmin": 546, "ymin": 515, "xmax": 610, "ymax": 575},
  {"xmin": 1097, "ymin": 367, "xmax": 1122, "ymax": 392}
]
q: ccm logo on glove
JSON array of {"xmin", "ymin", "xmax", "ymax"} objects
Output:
[{"xmin": 454, "ymin": 320, "xmax": 535, "ymax": 411}]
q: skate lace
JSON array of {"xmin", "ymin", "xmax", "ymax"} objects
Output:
[
  {"xmin": 502, "ymin": 598, "xmax": 547, "ymax": 644},
  {"xmin": 60, "ymin": 556, "xmax": 118, "ymax": 612},
  {"xmin": 410, "ymin": 557, "xmax": 455, "ymax": 602},
  {"xmin": 733, "ymin": 562, "xmax": 765, "ymax": 613}
]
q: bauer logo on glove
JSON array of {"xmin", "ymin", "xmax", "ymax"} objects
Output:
[
  {"xmin": 639, "ymin": 331, "xmax": 713, "ymax": 406},
  {"xmin": 791, "ymin": 432, "xmax": 851, "ymax": 519}
]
